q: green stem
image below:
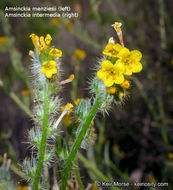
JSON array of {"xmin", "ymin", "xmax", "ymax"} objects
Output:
[
  {"xmin": 33, "ymin": 86, "xmax": 50, "ymax": 190},
  {"xmin": 109, "ymin": 161, "xmax": 130, "ymax": 182},
  {"xmin": 97, "ymin": 117, "xmax": 105, "ymax": 154},
  {"xmin": 0, "ymin": 156, "xmax": 30, "ymax": 182},
  {"xmin": 159, "ymin": 0, "xmax": 166, "ymax": 50},
  {"xmin": 134, "ymin": 78, "xmax": 158, "ymax": 122},
  {"xmin": 0, "ymin": 80, "xmax": 33, "ymax": 119},
  {"xmin": 134, "ymin": 78, "xmax": 169, "ymax": 146},
  {"xmin": 88, "ymin": 0, "xmax": 109, "ymax": 38},
  {"xmin": 60, "ymin": 96, "xmax": 101, "ymax": 190},
  {"xmin": 70, "ymin": 28, "xmax": 102, "ymax": 50},
  {"xmin": 10, "ymin": 92, "xmax": 33, "ymax": 118},
  {"xmin": 78, "ymin": 153, "xmax": 120, "ymax": 190},
  {"xmin": 74, "ymin": 159, "xmax": 85, "ymax": 190}
]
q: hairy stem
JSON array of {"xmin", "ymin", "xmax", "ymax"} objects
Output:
[
  {"xmin": 74, "ymin": 159, "xmax": 85, "ymax": 190},
  {"xmin": 60, "ymin": 96, "xmax": 101, "ymax": 190},
  {"xmin": 33, "ymin": 86, "xmax": 50, "ymax": 190}
]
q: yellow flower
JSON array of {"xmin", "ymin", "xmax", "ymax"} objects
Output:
[
  {"xmin": 0, "ymin": 36, "xmax": 8, "ymax": 44},
  {"xmin": 119, "ymin": 91, "xmax": 125, "ymax": 98},
  {"xmin": 171, "ymin": 59, "xmax": 173, "ymax": 65},
  {"xmin": 74, "ymin": 49, "xmax": 86, "ymax": 60},
  {"xmin": 66, "ymin": 22, "xmax": 72, "ymax": 31},
  {"xmin": 91, "ymin": 120, "xmax": 95, "ymax": 132},
  {"xmin": 168, "ymin": 153, "xmax": 173, "ymax": 160},
  {"xmin": 92, "ymin": 182, "xmax": 98, "ymax": 190},
  {"xmin": 61, "ymin": 103, "xmax": 74, "ymax": 113},
  {"xmin": 107, "ymin": 86, "xmax": 116, "ymax": 94},
  {"xmin": 149, "ymin": 176, "xmax": 157, "ymax": 183},
  {"xmin": 39, "ymin": 36, "xmax": 45, "ymax": 45},
  {"xmin": 49, "ymin": 48, "xmax": 62, "ymax": 58},
  {"xmin": 69, "ymin": 74, "xmax": 74, "ymax": 81},
  {"xmin": 102, "ymin": 43, "xmax": 122, "ymax": 57},
  {"xmin": 120, "ymin": 79, "xmax": 130, "ymax": 89},
  {"xmin": 51, "ymin": 18, "xmax": 59, "ymax": 26},
  {"xmin": 21, "ymin": 89, "xmax": 30, "ymax": 96},
  {"xmin": 97, "ymin": 60, "xmax": 124, "ymax": 87},
  {"xmin": 74, "ymin": 98, "xmax": 80, "ymax": 106},
  {"xmin": 108, "ymin": 37, "xmax": 115, "ymax": 44},
  {"xmin": 112, "ymin": 22, "xmax": 124, "ymax": 47},
  {"xmin": 62, "ymin": 114, "xmax": 72, "ymax": 126},
  {"xmin": 17, "ymin": 185, "xmax": 29, "ymax": 190},
  {"xmin": 112, "ymin": 22, "xmax": 122, "ymax": 33},
  {"xmin": 39, "ymin": 44, "xmax": 47, "ymax": 52},
  {"xmin": 45, "ymin": 34, "xmax": 52, "ymax": 46},
  {"xmin": 30, "ymin": 33, "xmax": 40, "ymax": 50},
  {"xmin": 61, "ymin": 103, "xmax": 74, "ymax": 126},
  {"xmin": 117, "ymin": 48, "xmax": 142, "ymax": 75},
  {"xmin": 29, "ymin": 50, "xmax": 34, "ymax": 56},
  {"xmin": 40, "ymin": 60, "xmax": 57, "ymax": 78}
]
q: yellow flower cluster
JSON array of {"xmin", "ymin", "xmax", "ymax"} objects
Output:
[
  {"xmin": 97, "ymin": 39, "xmax": 142, "ymax": 94},
  {"xmin": 72, "ymin": 49, "xmax": 86, "ymax": 63},
  {"xmin": 30, "ymin": 33, "xmax": 63, "ymax": 79}
]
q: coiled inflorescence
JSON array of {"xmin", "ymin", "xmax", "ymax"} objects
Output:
[{"xmin": 96, "ymin": 22, "xmax": 142, "ymax": 103}]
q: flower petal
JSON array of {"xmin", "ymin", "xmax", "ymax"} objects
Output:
[
  {"xmin": 46, "ymin": 71, "xmax": 52, "ymax": 78},
  {"xmin": 114, "ymin": 61, "xmax": 124, "ymax": 73},
  {"xmin": 42, "ymin": 61, "xmax": 48, "ymax": 66},
  {"xmin": 51, "ymin": 67, "xmax": 58, "ymax": 74},
  {"xmin": 40, "ymin": 67, "xmax": 46, "ymax": 73},
  {"xmin": 132, "ymin": 62, "xmax": 143, "ymax": 73},
  {"xmin": 124, "ymin": 65, "xmax": 133, "ymax": 75},
  {"xmin": 49, "ymin": 60, "xmax": 56, "ymax": 67},
  {"xmin": 113, "ymin": 43, "xmax": 122, "ymax": 52},
  {"xmin": 118, "ymin": 47, "xmax": 130, "ymax": 58},
  {"xmin": 104, "ymin": 76, "xmax": 114, "ymax": 87},
  {"xmin": 130, "ymin": 50, "xmax": 142, "ymax": 61},
  {"xmin": 97, "ymin": 69, "xmax": 106, "ymax": 79},
  {"xmin": 101, "ymin": 60, "xmax": 113, "ymax": 70},
  {"xmin": 113, "ymin": 74, "xmax": 124, "ymax": 84}
]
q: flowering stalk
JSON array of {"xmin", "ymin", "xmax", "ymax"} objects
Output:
[
  {"xmin": 23, "ymin": 33, "xmax": 65, "ymax": 189},
  {"xmin": 61, "ymin": 21, "xmax": 143, "ymax": 189},
  {"xmin": 33, "ymin": 86, "xmax": 50, "ymax": 190},
  {"xmin": 61, "ymin": 96, "xmax": 101, "ymax": 190}
]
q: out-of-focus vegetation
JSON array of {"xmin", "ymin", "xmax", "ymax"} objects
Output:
[{"xmin": 0, "ymin": 0, "xmax": 173, "ymax": 189}]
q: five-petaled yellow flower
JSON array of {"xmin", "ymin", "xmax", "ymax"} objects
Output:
[
  {"xmin": 117, "ymin": 48, "xmax": 142, "ymax": 75},
  {"xmin": 102, "ymin": 43, "xmax": 122, "ymax": 57},
  {"xmin": 40, "ymin": 60, "xmax": 57, "ymax": 78},
  {"xmin": 49, "ymin": 48, "xmax": 62, "ymax": 58},
  {"xmin": 97, "ymin": 60, "xmax": 124, "ymax": 87}
]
